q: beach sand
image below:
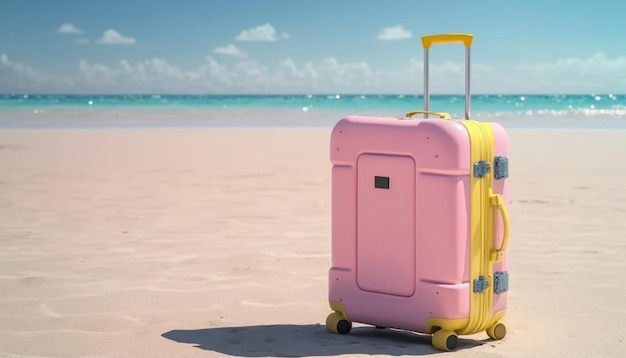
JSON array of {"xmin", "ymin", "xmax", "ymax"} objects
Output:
[{"xmin": 0, "ymin": 126, "xmax": 625, "ymax": 357}]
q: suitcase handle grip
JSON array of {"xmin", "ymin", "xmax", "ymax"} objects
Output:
[
  {"xmin": 405, "ymin": 111, "xmax": 451, "ymax": 119},
  {"xmin": 490, "ymin": 193, "xmax": 510, "ymax": 262},
  {"xmin": 421, "ymin": 33, "xmax": 473, "ymax": 49}
]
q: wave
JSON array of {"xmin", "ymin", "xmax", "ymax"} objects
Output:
[
  {"xmin": 1, "ymin": 102, "xmax": 626, "ymax": 129},
  {"xmin": 480, "ymin": 106, "xmax": 626, "ymax": 118}
]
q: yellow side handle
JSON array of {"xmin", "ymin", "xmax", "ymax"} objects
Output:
[
  {"xmin": 405, "ymin": 111, "xmax": 451, "ymax": 119},
  {"xmin": 421, "ymin": 33, "xmax": 474, "ymax": 49},
  {"xmin": 489, "ymin": 191, "xmax": 510, "ymax": 262}
]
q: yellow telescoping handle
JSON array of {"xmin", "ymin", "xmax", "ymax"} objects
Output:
[
  {"xmin": 421, "ymin": 33, "xmax": 474, "ymax": 49},
  {"xmin": 421, "ymin": 33, "xmax": 474, "ymax": 120},
  {"xmin": 405, "ymin": 111, "xmax": 451, "ymax": 119},
  {"xmin": 490, "ymin": 192, "xmax": 510, "ymax": 262}
]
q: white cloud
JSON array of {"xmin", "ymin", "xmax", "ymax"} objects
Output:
[
  {"xmin": 96, "ymin": 29, "xmax": 136, "ymax": 45},
  {"xmin": 0, "ymin": 54, "xmax": 70, "ymax": 93},
  {"xmin": 0, "ymin": 53, "xmax": 513, "ymax": 94},
  {"xmin": 281, "ymin": 58, "xmax": 306, "ymax": 79},
  {"xmin": 377, "ymin": 25, "xmax": 412, "ymax": 40},
  {"xmin": 213, "ymin": 44, "xmax": 247, "ymax": 58},
  {"xmin": 73, "ymin": 56, "xmax": 239, "ymax": 93},
  {"xmin": 0, "ymin": 53, "xmax": 376, "ymax": 94},
  {"xmin": 513, "ymin": 52, "xmax": 626, "ymax": 92},
  {"xmin": 235, "ymin": 23, "xmax": 286, "ymax": 42},
  {"xmin": 517, "ymin": 52, "xmax": 626, "ymax": 75},
  {"xmin": 58, "ymin": 23, "xmax": 83, "ymax": 35},
  {"xmin": 2, "ymin": 51, "xmax": 626, "ymax": 94}
]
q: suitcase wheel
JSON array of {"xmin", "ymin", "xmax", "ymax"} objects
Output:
[
  {"xmin": 486, "ymin": 321, "xmax": 507, "ymax": 340},
  {"xmin": 432, "ymin": 330, "xmax": 458, "ymax": 352},
  {"xmin": 325, "ymin": 312, "xmax": 352, "ymax": 334}
]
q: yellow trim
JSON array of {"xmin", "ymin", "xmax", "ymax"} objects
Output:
[
  {"xmin": 455, "ymin": 120, "xmax": 497, "ymax": 335},
  {"xmin": 489, "ymin": 309, "xmax": 507, "ymax": 327},
  {"xmin": 330, "ymin": 301, "xmax": 349, "ymax": 319},
  {"xmin": 424, "ymin": 120, "xmax": 503, "ymax": 336},
  {"xmin": 421, "ymin": 33, "xmax": 474, "ymax": 49},
  {"xmin": 425, "ymin": 317, "xmax": 469, "ymax": 334},
  {"xmin": 426, "ymin": 310, "xmax": 507, "ymax": 336},
  {"xmin": 404, "ymin": 111, "xmax": 451, "ymax": 119}
]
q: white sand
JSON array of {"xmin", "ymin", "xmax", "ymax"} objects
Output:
[{"xmin": 0, "ymin": 127, "xmax": 625, "ymax": 357}]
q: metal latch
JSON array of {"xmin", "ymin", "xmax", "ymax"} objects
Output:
[
  {"xmin": 494, "ymin": 271, "xmax": 509, "ymax": 294},
  {"xmin": 494, "ymin": 156, "xmax": 509, "ymax": 180},
  {"xmin": 473, "ymin": 161, "xmax": 490, "ymax": 178},
  {"xmin": 473, "ymin": 276, "xmax": 488, "ymax": 293}
]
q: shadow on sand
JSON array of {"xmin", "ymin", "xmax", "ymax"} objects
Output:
[{"xmin": 162, "ymin": 323, "xmax": 492, "ymax": 357}]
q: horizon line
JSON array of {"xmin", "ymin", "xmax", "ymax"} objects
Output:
[{"xmin": 2, "ymin": 93, "xmax": 624, "ymax": 97}]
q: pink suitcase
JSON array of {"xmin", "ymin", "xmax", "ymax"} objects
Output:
[{"xmin": 325, "ymin": 33, "xmax": 511, "ymax": 351}]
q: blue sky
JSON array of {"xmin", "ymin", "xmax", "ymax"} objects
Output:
[{"xmin": 1, "ymin": 0, "xmax": 625, "ymax": 94}]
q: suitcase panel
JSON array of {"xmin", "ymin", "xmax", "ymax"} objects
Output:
[
  {"xmin": 356, "ymin": 153, "xmax": 416, "ymax": 297},
  {"xmin": 416, "ymin": 172, "xmax": 471, "ymax": 285},
  {"xmin": 330, "ymin": 165, "xmax": 356, "ymax": 270}
]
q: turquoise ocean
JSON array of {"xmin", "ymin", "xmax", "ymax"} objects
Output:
[{"xmin": 1, "ymin": 94, "xmax": 625, "ymax": 130}]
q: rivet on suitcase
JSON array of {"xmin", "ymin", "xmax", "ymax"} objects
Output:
[{"xmin": 325, "ymin": 33, "xmax": 511, "ymax": 352}]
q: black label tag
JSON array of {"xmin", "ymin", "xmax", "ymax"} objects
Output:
[{"xmin": 374, "ymin": 176, "xmax": 389, "ymax": 189}]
